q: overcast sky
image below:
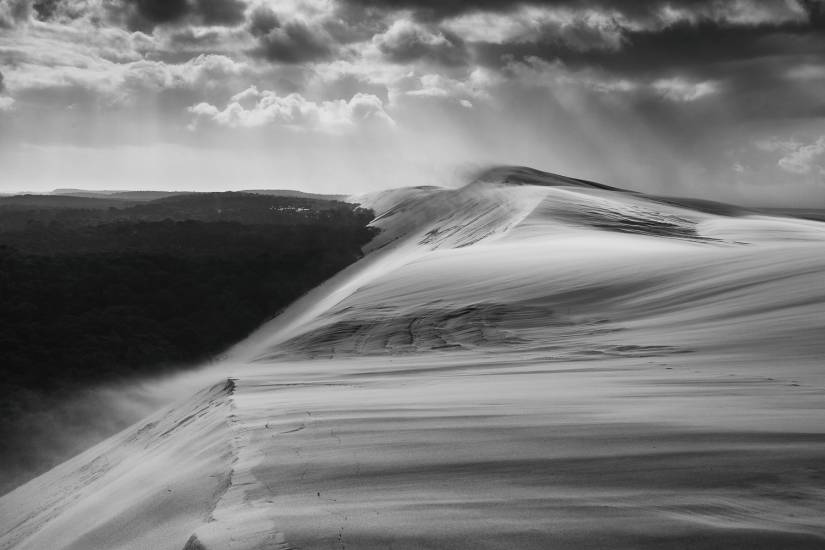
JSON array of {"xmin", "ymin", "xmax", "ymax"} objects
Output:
[{"xmin": 1, "ymin": 0, "xmax": 824, "ymax": 204}]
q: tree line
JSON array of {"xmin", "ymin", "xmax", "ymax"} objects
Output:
[{"xmin": 0, "ymin": 193, "xmax": 376, "ymax": 493}]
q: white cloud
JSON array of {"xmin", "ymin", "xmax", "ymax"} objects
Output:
[
  {"xmin": 0, "ymin": 21, "xmax": 146, "ymax": 93},
  {"xmin": 122, "ymin": 54, "xmax": 249, "ymax": 92},
  {"xmin": 777, "ymin": 136, "xmax": 825, "ymax": 175},
  {"xmin": 505, "ymin": 56, "xmax": 639, "ymax": 95},
  {"xmin": 785, "ymin": 64, "xmax": 825, "ymax": 81},
  {"xmin": 188, "ymin": 87, "xmax": 395, "ymax": 132},
  {"xmin": 656, "ymin": 0, "xmax": 807, "ymax": 27},
  {"xmin": 372, "ymin": 19, "xmax": 467, "ymax": 66},
  {"xmin": 403, "ymin": 73, "xmax": 477, "ymax": 98},
  {"xmin": 755, "ymin": 137, "xmax": 801, "ymax": 153},
  {"xmin": 155, "ymin": 25, "xmax": 256, "ymax": 55},
  {"xmin": 439, "ymin": 0, "xmax": 807, "ymax": 57},
  {"xmin": 0, "ymin": 95, "xmax": 14, "ymax": 111},
  {"xmin": 3, "ymin": 38, "xmax": 252, "ymax": 108},
  {"xmin": 469, "ymin": 57, "xmax": 718, "ymax": 106},
  {"xmin": 376, "ymin": 19, "xmax": 453, "ymax": 50},
  {"xmin": 443, "ymin": 6, "xmax": 626, "ymax": 51},
  {"xmin": 652, "ymin": 78, "xmax": 718, "ymax": 102}
]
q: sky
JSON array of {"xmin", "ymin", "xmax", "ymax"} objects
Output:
[{"xmin": 1, "ymin": 0, "xmax": 824, "ymax": 204}]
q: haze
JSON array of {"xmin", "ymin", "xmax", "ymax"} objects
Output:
[{"xmin": 1, "ymin": 0, "xmax": 825, "ymax": 204}]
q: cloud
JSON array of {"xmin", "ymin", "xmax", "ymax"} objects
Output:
[
  {"xmin": 4, "ymin": 0, "xmax": 825, "ymax": 204},
  {"xmin": 450, "ymin": 2, "xmax": 824, "ymax": 125},
  {"xmin": 310, "ymin": 72, "xmax": 390, "ymax": 103},
  {"xmin": 159, "ymin": 25, "xmax": 254, "ymax": 54},
  {"xmin": 472, "ymin": 12, "xmax": 822, "ymax": 78},
  {"xmin": 32, "ymin": 0, "xmax": 58, "ymax": 20},
  {"xmin": 777, "ymin": 136, "xmax": 825, "ymax": 175},
  {"xmin": 248, "ymin": 3, "xmax": 279, "ymax": 35},
  {"xmin": 337, "ymin": 0, "xmax": 812, "ymax": 26},
  {"xmin": 442, "ymin": 6, "xmax": 627, "ymax": 51},
  {"xmin": 785, "ymin": 63, "xmax": 825, "ymax": 81},
  {"xmin": 188, "ymin": 87, "xmax": 395, "ymax": 132},
  {"xmin": 0, "ymin": 0, "xmax": 30, "ymax": 27},
  {"xmin": 119, "ymin": 53, "xmax": 250, "ymax": 92},
  {"xmin": 792, "ymin": 0, "xmax": 825, "ymax": 28},
  {"xmin": 194, "ymin": 0, "xmax": 248, "ymax": 26},
  {"xmin": 502, "ymin": 56, "xmax": 722, "ymax": 102},
  {"xmin": 756, "ymin": 137, "xmax": 802, "ymax": 154},
  {"xmin": 373, "ymin": 19, "xmax": 468, "ymax": 67},
  {"xmin": 0, "ymin": 66, "xmax": 13, "ymax": 111},
  {"xmin": 247, "ymin": 6, "xmax": 333, "ymax": 63},
  {"xmin": 651, "ymin": 77, "xmax": 718, "ymax": 102},
  {"xmin": 106, "ymin": 0, "xmax": 248, "ymax": 31},
  {"xmin": 394, "ymin": 71, "xmax": 495, "ymax": 108},
  {"xmin": 3, "ymin": 35, "xmax": 252, "ymax": 112}
]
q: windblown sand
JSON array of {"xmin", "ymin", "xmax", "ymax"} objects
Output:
[{"xmin": 2, "ymin": 170, "xmax": 825, "ymax": 549}]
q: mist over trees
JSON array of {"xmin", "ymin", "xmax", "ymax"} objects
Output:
[{"xmin": 0, "ymin": 193, "xmax": 376, "ymax": 494}]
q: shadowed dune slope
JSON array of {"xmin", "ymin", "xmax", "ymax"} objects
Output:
[{"xmin": 2, "ymin": 167, "xmax": 825, "ymax": 550}]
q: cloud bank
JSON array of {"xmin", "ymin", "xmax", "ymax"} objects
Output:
[{"xmin": 0, "ymin": 0, "xmax": 824, "ymax": 203}]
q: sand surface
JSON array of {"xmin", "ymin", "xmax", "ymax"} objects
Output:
[{"xmin": 2, "ymin": 168, "xmax": 825, "ymax": 549}]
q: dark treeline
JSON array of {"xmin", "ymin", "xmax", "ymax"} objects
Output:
[
  {"xmin": 0, "ymin": 193, "xmax": 376, "ymax": 494},
  {"xmin": 0, "ymin": 192, "xmax": 358, "ymax": 233}
]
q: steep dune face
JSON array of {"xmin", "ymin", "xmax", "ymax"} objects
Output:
[
  {"xmin": 3, "ymin": 167, "xmax": 825, "ymax": 550},
  {"xmin": 0, "ymin": 381, "xmax": 236, "ymax": 550},
  {"xmin": 232, "ymin": 173, "xmax": 550, "ymax": 359},
  {"xmin": 247, "ymin": 167, "xmax": 825, "ymax": 362}
]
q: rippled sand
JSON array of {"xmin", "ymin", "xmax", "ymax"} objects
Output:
[{"xmin": 2, "ymin": 168, "xmax": 825, "ymax": 549}]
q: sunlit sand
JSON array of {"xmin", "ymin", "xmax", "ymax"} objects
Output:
[{"xmin": 2, "ymin": 168, "xmax": 824, "ymax": 549}]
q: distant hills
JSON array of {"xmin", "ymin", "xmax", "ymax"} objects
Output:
[
  {"xmin": 0, "ymin": 189, "xmax": 348, "ymax": 214},
  {"xmin": 0, "ymin": 194, "xmax": 132, "ymax": 209},
  {"xmin": 46, "ymin": 188, "xmax": 346, "ymax": 202},
  {"xmin": 0, "ymin": 191, "xmax": 358, "ymax": 235},
  {"xmin": 51, "ymin": 190, "xmax": 188, "ymax": 201}
]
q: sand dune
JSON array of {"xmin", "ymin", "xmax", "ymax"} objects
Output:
[{"xmin": 2, "ymin": 167, "xmax": 825, "ymax": 549}]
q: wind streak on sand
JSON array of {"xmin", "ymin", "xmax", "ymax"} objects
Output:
[{"xmin": 2, "ymin": 167, "xmax": 825, "ymax": 549}]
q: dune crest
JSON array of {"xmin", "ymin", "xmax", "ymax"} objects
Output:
[{"xmin": 3, "ymin": 167, "xmax": 825, "ymax": 550}]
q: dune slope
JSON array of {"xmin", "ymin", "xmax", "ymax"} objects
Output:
[{"xmin": 2, "ymin": 167, "xmax": 825, "ymax": 550}]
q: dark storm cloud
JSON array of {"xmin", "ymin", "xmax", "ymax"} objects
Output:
[
  {"xmin": 117, "ymin": 0, "xmax": 247, "ymax": 31},
  {"xmin": 196, "ymin": 0, "xmax": 247, "ymax": 25},
  {"xmin": 160, "ymin": 27, "xmax": 244, "ymax": 62},
  {"xmin": 336, "ymin": 0, "xmax": 779, "ymax": 21},
  {"xmin": 248, "ymin": 3, "xmax": 279, "ymax": 36},
  {"xmin": 165, "ymin": 27, "xmax": 224, "ymax": 49},
  {"xmin": 129, "ymin": 0, "xmax": 189, "ymax": 26},
  {"xmin": 476, "ymin": 20, "xmax": 825, "ymax": 77},
  {"xmin": 364, "ymin": 0, "xmax": 823, "ymax": 25},
  {"xmin": 0, "ymin": 71, "xmax": 6, "ymax": 93},
  {"xmin": 248, "ymin": 7, "xmax": 331, "ymax": 64},
  {"xmin": 376, "ymin": 22, "xmax": 469, "ymax": 67},
  {"xmin": 30, "ymin": 0, "xmax": 103, "ymax": 23},
  {"xmin": 336, "ymin": 0, "xmax": 825, "ymax": 76},
  {"xmin": 800, "ymin": 0, "xmax": 825, "ymax": 27},
  {"xmin": 336, "ymin": 0, "xmax": 555, "ymax": 20},
  {"xmin": 451, "ymin": 2, "xmax": 825, "ymax": 122},
  {"xmin": 256, "ymin": 22, "xmax": 331, "ymax": 63},
  {"xmin": 32, "ymin": 0, "xmax": 59, "ymax": 20}
]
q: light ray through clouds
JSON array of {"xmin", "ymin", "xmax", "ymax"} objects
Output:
[{"xmin": 0, "ymin": 0, "xmax": 824, "ymax": 203}]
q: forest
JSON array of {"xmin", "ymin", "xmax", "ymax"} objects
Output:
[{"xmin": 0, "ymin": 192, "xmax": 376, "ymax": 493}]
